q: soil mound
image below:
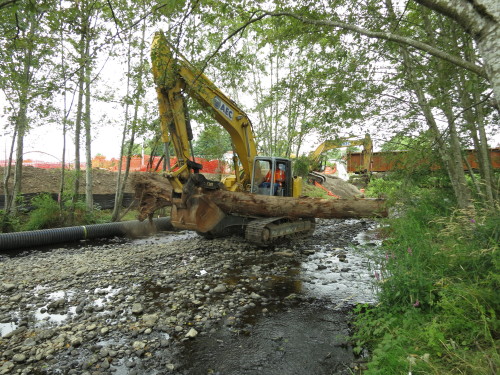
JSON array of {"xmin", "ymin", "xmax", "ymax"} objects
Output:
[
  {"xmin": 0, "ymin": 166, "xmax": 134, "ymax": 195},
  {"xmin": 321, "ymin": 175, "xmax": 362, "ymax": 198}
]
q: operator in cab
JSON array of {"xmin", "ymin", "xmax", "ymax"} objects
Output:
[{"xmin": 262, "ymin": 163, "xmax": 286, "ymax": 195}]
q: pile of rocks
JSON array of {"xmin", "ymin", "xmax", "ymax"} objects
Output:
[{"xmin": 0, "ymin": 231, "xmax": 314, "ymax": 374}]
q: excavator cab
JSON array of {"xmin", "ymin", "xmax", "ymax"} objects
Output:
[{"xmin": 250, "ymin": 157, "xmax": 293, "ymax": 197}]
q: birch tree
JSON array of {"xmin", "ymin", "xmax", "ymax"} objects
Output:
[
  {"xmin": 0, "ymin": 0, "xmax": 58, "ymax": 215},
  {"xmin": 414, "ymin": 0, "xmax": 500, "ymax": 109}
]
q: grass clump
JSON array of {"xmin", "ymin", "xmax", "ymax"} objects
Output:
[
  {"xmin": 354, "ymin": 175, "xmax": 499, "ymax": 375},
  {"xmin": 23, "ymin": 193, "xmax": 107, "ymax": 230},
  {"xmin": 301, "ymin": 182, "xmax": 336, "ymax": 199}
]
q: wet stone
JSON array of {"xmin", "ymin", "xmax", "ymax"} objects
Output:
[
  {"xmin": 1, "ymin": 283, "xmax": 16, "ymax": 292},
  {"xmin": 0, "ymin": 361, "xmax": 14, "ymax": 375},
  {"xmin": 0, "ymin": 217, "xmax": 380, "ymax": 374},
  {"xmin": 212, "ymin": 284, "xmax": 227, "ymax": 293},
  {"xmin": 185, "ymin": 328, "xmax": 198, "ymax": 339},
  {"xmin": 12, "ymin": 353, "xmax": 26, "ymax": 363},
  {"xmin": 131, "ymin": 303, "xmax": 144, "ymax": 315}
]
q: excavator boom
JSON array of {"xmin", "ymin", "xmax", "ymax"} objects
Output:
[
  {"xmin": 309, "ymin": 134, "xmax": 373, "ymax": 180},
  {"xmin": 151, "ymin": 31, "xmax": 257, "ymax": 192}
]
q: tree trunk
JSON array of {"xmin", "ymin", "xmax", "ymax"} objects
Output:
[
  {"xmin": 440, "ymin": 95, "xmax": 472, "ymax": 206},
  {"xmin": 11, "ymin": 91, "xmax": 29, "ymax": 216},
  {"xmin": 71, "ymin": 28, "xmax": 86, "ymax": 224},
  {"xmin": 2, "ymin": 127, "xmax": 17, "ymax": 214},
  {"xmin": 84, "ymin": 34, "xmax": 93, "ymax": 212},
  {"xmin": 112, "ymin": 18, "xmax": 146, "ymax": 221},
  {"xmin": 386, "ymin": 0, "xmax": 472, "ymax": 208},
  {"xmin": 59, "ymin": 19, "xmax": 68, "ymax": 209},
  {"xmin": 133, "ymin": 174, "xmax": 387, "ymax": 223},
  {"xmin": 414, "ymin": 0, "xmax": 500, "ymax": 109},
  {"xmin": 209, "ymin": 190, "xmax": 387, "ymax": 219},
  {"xmin": 459, "ymin": 74, "xmax": 495, "ymax": 203}
]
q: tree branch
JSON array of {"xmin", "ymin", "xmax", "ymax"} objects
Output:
[
  {"xmin": 0, "ymin": 0, "xmax": 17, "ymax": 10},
  {"xmin": 106, "ymin": 0, "xmax": 124, "ymax": 44},
  {"xmin": 198, "ymin": 12, "xmax": 268, "ymax": 75},
  {"xmin": 261, "ymin": 11, "xmax": 487, "ymax": 79}
]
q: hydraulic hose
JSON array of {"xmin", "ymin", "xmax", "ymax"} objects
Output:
[{"xmin": 0, "ymin": 217, "xmax": 173, "ymax": 251}]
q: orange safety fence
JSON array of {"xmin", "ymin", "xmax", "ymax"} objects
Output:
[{"xmin": 1, "ymin": 156, "xmax": 230, "ymax": 174}]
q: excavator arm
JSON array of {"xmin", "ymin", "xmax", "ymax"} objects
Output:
[
  {"xmin": 151, "ymin": 31, "xmax": 258, "ymax": 193},
  {"xmin": 310, "ymin": 134, "xmax": 373, "ymax": 173}
]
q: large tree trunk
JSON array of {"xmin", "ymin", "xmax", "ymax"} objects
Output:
[
  {"xmin": 208, "ymin": 190, "xmax": 387, "ymax": 219},
  {"xmin": 133, "ymin": 174, "xmax": 387, "ymax": 224}
]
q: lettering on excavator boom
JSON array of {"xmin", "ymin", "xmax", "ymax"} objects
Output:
[{"xmin": 213, "ymin": 96, "xmax": 233, "ymax": 120}]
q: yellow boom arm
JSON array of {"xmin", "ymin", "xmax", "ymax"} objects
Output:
[
  {"xmin": 151, "ymin": 31, "xmax": 258, "ymax": 193},
  {"xmin": 310, "ymin": 134, "xmax": 373, "ymax": 172}
]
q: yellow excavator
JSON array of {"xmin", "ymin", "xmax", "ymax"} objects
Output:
[
  {"xmin": 308, "ymin": 134, "xmax": 373, "ymax": 184},
  {"xmin": 150, "ymin": 31, "xmax": 314, "ymax": 243}
]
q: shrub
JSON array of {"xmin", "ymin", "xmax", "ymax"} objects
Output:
[
  {"xmin": 0, "ymin": 210, "xmax": 20, "ymax": 233},
  {"xmin": 23, "ymin": 194, "xmax": 62, "ymax": 230},
  {"xmin": 292, "ymin": 156, "xmax": 311, "ymax": 178}
]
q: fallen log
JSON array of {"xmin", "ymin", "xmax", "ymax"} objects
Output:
[
  {"xmin": 207, "ymin": 190, "xmax": 386, "ymax": 219},
  {"xmin": 133, "ymin": 173, "xmax": 387, "ymax": 221}
]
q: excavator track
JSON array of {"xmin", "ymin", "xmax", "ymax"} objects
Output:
[{"xmin": 245, "ymin": 217, "xmax": 315, "ymax": 246}]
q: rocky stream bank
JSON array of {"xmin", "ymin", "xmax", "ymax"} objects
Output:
[{"xmin": 0, "ymin": 218, "xmax": 382, "ymax": 375}]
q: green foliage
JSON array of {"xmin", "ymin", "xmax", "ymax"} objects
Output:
[
  {"xmin": 364, "ymin": 176, "xmax": 402, "ymax": 199},
  {"xmin": 380, "ymin": 133, "xmax": 421, "ymax": 151},
  {"xmin": 23, "ymin": 193, "xmax": 105, "ymax": 230},
  {"xmin": 301, "ymin": 183, "xmax": 333, "ymax": 199},
  {"xmin": 0, "ymin": 210, "xmax": 21, "ymax": 233},
  {"xmin": 292, "ymin": 155, "xmax": 310, "ymax": 178},
  {"xmin": 193, "ymin": 124, "xmax": 232, "ymax": 160},
  {"xmin": 353, "ymin": 182, "xmax": 499, "ymax": 374},
  {"xmin": 23, "ymin": 193, "xmax": 62, "ymax": 230},
  {"xmin": 131, "ymin": 134, "xmax": 166, "ymax": 157}
]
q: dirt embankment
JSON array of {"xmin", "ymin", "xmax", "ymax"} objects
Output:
[
  {"xmin": 319, "ymin": 175, "xmax": 363, "ymax": 198},
  {"xmin": 0, "ymin": 167, "xmax": 134, "ymax": 195}
]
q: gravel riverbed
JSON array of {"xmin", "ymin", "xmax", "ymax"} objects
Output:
[{"xmin": 0, "ymin": 218, "xmax": 382, "ymax": 375}]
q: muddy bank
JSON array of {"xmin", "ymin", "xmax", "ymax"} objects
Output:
[{"xmin": 0, "ymin": 219, "xmax": 381, "ymax": 374}]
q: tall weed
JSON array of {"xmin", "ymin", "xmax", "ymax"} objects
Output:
[
  {"xmin": 354, "ymin": 181, "xmax": 499, "ymax": 374},
  {"xmin": 23, "ymin": 193, "xmax": 105, "ymax": 230}
]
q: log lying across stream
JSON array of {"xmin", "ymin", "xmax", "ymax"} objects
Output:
[{"xmin": 133, "ymin": 174, "xmax": 387, "ymax": 221}]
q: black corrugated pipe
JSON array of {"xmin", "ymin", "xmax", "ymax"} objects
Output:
[{"xmin": 0, "ymin": 218, "xmax": 173, "ymax": 251}]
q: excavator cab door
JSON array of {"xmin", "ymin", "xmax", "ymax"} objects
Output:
[{"xmin": 250, "ymin": 157, "xmax": 293, "ymax": 197}]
